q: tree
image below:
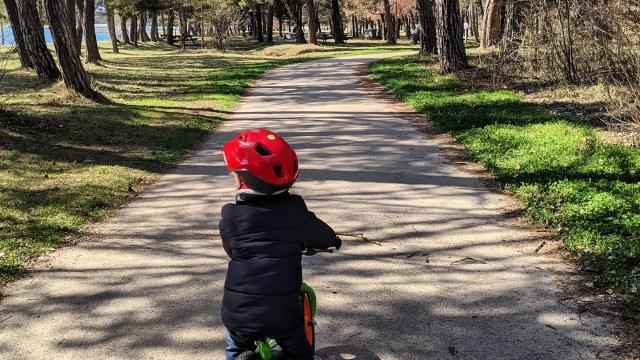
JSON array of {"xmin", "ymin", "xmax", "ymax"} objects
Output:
[
  {"xmin": 106, "ymin": 4, "xmax": 119, "ymax": 52},
  {"xmin": 165, "ymin": 8, "xmax": 175, "ymax": 44},
  {"xmin": 481, "ymin": 0, "xmax": 503, "ymax": 47},
  {"xmin": 255, "ymin": 3, "xmax": 264, "ymax": 42},
  {"xmin": 84, "ymin": 0, "xmax": 102, "ymax": 62},
  {"xmin": 178, "ymin": 3, "xmax": 186, "ymax": 50},
  {"xmin": 434, "ymin": 0, "xmax": 468, "ymax": 73},
  {"xmin": 3, "ymin": 0, "xmax": 33, "ymax": 67},
  {"xmin": 305, "ymin": 0, "xmax": 317, "ymax": 44},
  {"xmin": 382, "ymin": 0, "xmax": 396, "ymax": 44},
  {"xmin": 501, "ymin": 0, "xmax": 524, "ymax": 43},
  {"xmin": 75, "ymin": 0, "xmax": 84, "ymax": 50},
  {"xmin": 416, "ymin": 0, "xmax": 436, "ymax": 53},
  {"xmin": 265, "ymin": 0, "xmax": 274, "ymax": 42},
  {"xmin": 44, "ymin": 0, "xmax": 99, "ymax": 99},
  {"xmin": 15, "ymin": 0, "xmax": 60, "ymax": 81},
  {"xmin": 0, "ymin": 5, "xmax": 4, "ymax": 46},
  {"xmin": 119, "ymin": 14, "xmax": 131, "ymax": 43},
  {"xmin": 467, "ymin": 0, "xmax": 480, "ymax": 42},
  {"xmin": 207, "ymin": 0, "xmax": 239, "ymax": 50},
  {"xmin": 130, "ymin": 13, "xmax": 138, "ymax": 46},
  {"xmin": 150, "ymin": 10, "xmax": 159, "ymax": 41},
  {"xmin": 283, "ymin": 0, "xmax": 305, "ymax": 43},
  {"xmin": 330, "ymin": 0, "xmax": 343, "ymax": 43},
  {"xmin": 139, "ymin": 11, "xmax": 151, "ymax": 41}
]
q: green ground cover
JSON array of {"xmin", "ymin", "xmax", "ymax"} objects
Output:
[{"xmin": 369, "ymin": 56, "xmax": 640, "ymax": 298}]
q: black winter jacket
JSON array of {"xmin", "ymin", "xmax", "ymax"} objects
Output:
[{"xmin": 219, "ymin": 192, "xmax": 338, "ymax": 335}]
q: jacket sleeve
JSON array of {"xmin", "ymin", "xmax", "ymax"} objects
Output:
[
  {"xmin": 219, "ymin": 204, "xmax": 233, "ymax": 257},
  {"xmin": 302, "ymin": 211, "xmax": 338, "ymax": 250}
]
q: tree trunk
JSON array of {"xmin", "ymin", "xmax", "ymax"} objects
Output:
[
  {"xmin": 106, "ymin": 6, "xmax": 118, "ymax": 53},
  {"xmin": 130, "ymin": 15, "xmax": 138, "ymax": 46},
  {"xmin": 255, "ymin": 4, "xmax": 264, "ymax": 42},
  {"xmin": 119, "ymin": 15, "xmax": 130, "ymax": 44},
  {"xmin": 139, "ymin": 13, "xmax": 150, "ymax": 42},
  {"xmin": 265, "ymin": 3, "xmax": 274, "ymax": 43},
  {"xmin": 330, "ymin": 0, "xmax": 344, "ymax": 43},
  {"xmin": 44, "ymin": 0, "xmax": 98, "ymax": 99},
  {"xmin": 481, "ymin": 0, "xmax": 503, "ymax": 47},
  {"xmin": 416, "ymin": 0, "xmax": 437, "ymax": 53},
  {"xmin": 166, "ymin": 10, "xmax": 175, "ymax": 45},
  {"xmin": 305, "ymin": 0, "xmax": 317, "ymax": 44},
  {"xmin": 435, "ymin": 0, "xmax": 468, "ymax": 73},
  {"xmin": 150, "ymin": 11, "xmax": 159, "ymax": 41},
  {"xmin": 469, "ymin": 1, "xmax": 479, "ymax": 41},
  {"xmin": 3, "ymin": 0, "xmax": 33, "ymax": 67},
  {"xmin": 65, "ymin": 0, "xmax": 76, "ymax": 40},
  {"xmin": 277, "ymin": 17, "xmax": 283, "ymax": 38},
  {"xmin": 15, "ymin": 0, "xmax": 60, "ymax": 80},
  {"xmin": 250, "ymin": 11, "xmax": 256, "ymax": 38},
  {"xmin": 476, "ymin": 0, "xmax": 484, "ymax": 18},
  {"xmin": 404, "ymin": 15, "xmax": 411, "ymax": 39},
  {"xmin": 179, "ymin": 6, "xmax": 186, "ymax": 51},
  {"xmin": 83, "ymin": 0, "xmax": 101, "ymax": 63},
  {"xmin": 502, "ymin": 0, "xmax": 524, "ymax": 42},
  {"xmin": 284, "ymin": 0, "xmax": 305, "ymax": 43},
  {"xmin": 351, "ymin": 15, "xmax": 356, "ymax": 38},
  {"xmin": 382, "ymin": 0, "xmax": 396, "ymax": 44},
  {"xmin": 160, "ymin": 12, "xmax": 165, "ymax": 35},
  {"xmin": 75, "ymin": 0, "xmax": 83, "ymax": 50},
  {"xmin": 136, "ymin": 12, "xmax": 147, "ymax": 42}
]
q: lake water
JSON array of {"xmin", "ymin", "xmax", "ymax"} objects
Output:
[{"xmin": 0, "ymin": 24, "xmax": 157, "ymax": 45}]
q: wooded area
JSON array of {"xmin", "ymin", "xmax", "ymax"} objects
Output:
[{"xmin": 3, "ymin": 0, "xmax": 638, "ymax": 122}]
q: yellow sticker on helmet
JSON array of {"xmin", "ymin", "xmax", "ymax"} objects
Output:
[{"xmin": 267, "ymin": 134, "xmax": 276, "ymax": 140}]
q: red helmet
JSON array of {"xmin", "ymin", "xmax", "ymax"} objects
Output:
[{"xmin": 222, "ymin": 129, "xmax": 298, "ymax": 194}]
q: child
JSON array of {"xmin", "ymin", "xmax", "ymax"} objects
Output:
[{"xmin": 219, "ymin": 129, "xmax": 341, "ymax": 360}]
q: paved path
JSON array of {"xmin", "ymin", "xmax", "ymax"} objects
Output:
[{"xmin": 0, "ymin": 54, "xmax": 619, "ymax": 359}]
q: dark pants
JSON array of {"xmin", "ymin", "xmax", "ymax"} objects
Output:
[{"xmin": 225, "ymin": 326, "xmax": 314, "ymax": 360}]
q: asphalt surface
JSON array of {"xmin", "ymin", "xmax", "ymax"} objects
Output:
[{"xmin": 0, "ymin": 53, "xmax": 619, "ymax": 359}]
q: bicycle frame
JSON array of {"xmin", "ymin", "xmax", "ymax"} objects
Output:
[{"xmin": 255, "ymin": 282, "xmax": 317, "ymax": 360}]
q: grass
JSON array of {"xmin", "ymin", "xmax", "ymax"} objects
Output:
[
  {"xmin": 369, "ymin": 56, "xmax": 640, "ymax": 299},
  {"xmin": 0, "ymin": 40, "xmax": 416, "ymax": 286}
]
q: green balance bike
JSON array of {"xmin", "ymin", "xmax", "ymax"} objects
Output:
[{"xmin": 237, "ymin": 248, "xmax": 333, "ymax": 360}]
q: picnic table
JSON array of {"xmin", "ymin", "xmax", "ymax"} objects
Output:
[
  {"xmin": 160, "ymin": 34, "xmax": 198, "ymax": 46},
  {"xmin": 317, "ymin": 32, "xmax": 350, "ymax": 44}
]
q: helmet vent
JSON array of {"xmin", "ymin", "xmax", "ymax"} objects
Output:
[
  {"xmin": 255, "ymin": 144, "xmax": 271, "ymax": 156},
  {"xmin": 273, "ymin": 165, "xmax": 283, "ymax": 177}
]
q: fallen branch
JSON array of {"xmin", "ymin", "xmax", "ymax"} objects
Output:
[
  {"xmin": 336, "ymin": 231, "xmax": 383, "ymax": 246},
  {"xmin": 534, "ymin": 241, "xmax": 547, "ymax": 253}
]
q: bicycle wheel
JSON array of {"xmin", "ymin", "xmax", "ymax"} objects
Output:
[
  {"xmin": 301, "ymin": 292, "xmax": 315, "ymax": 349},
  {"xmin": 300, "ymin": 282, "xmax": 317, "ymax": 317}
]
